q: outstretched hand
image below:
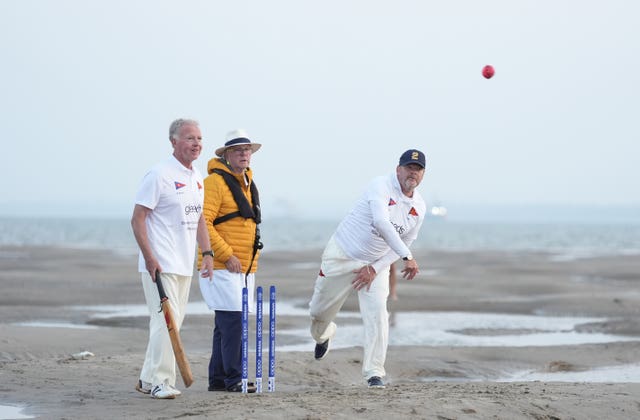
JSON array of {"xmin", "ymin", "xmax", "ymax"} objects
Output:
[{"xmin": 401, "ymin": 259, "xmax": 419, "ymax": 280}]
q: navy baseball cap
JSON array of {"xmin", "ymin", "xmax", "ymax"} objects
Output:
[{"xmin": 399, "ymin": 149, "xmax": 426, "ymax": 168}]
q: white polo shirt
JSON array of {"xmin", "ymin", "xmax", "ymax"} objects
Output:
[
  {"xmin": 334, "ymin": 173, "xmax": 426, "ymax": 273},
  {"xmin": 135, "ymin": 156, "xmax": 205, "ymax": 276}
]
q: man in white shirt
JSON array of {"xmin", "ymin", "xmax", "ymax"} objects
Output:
[
  {"xmin": 131, "ymin": 118, "xmax": 214, "ymax": 399},
  {"xmin": 309, "ymin": 149, "xmax": 427, "ymax": 389}
]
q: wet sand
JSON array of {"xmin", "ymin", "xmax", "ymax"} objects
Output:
[{"xmin": 1, "ymin": 246, "xmax": 640, "ymax": 419}]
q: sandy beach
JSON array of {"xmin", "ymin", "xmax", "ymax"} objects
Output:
[{"xmin": 2, "ymin": 245, "xmax": 640, "ymax": 419}]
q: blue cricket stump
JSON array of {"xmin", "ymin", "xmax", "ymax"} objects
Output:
[
  {"xmin": 241, "ymin": 287, "xmax": 249, "ymax": 393},
  {"xmin": 255, "ymin": 286, "xmax": 263, "ymax": 393},
  {"xmin": 268, "ymin": 285, "xmax": 276, "ymax": 392}
]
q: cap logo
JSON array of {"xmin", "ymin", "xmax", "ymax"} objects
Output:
[{"xmin": 399, "ymin": 149, "xmax": 425, "ymax": 168}]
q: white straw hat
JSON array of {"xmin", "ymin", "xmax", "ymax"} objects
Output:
[{"xmin": 215, "ymin": 129, "xmax": 262, "ymax": 157}]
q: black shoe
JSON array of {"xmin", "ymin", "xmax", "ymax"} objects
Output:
[
  {"xmin": 226, "ymin": 381, "xmax": 256, "ymax": 393},
  {"xmin": 367, "ymin": 376, "xmax": 385, "ymax": 389},
  {"xmin": 208, "ymin": 384, "xmax": 226, "ymax": 392},
  {"xmin": 314, "ymin": 339, "xmax": 330, "ymax": 360}
]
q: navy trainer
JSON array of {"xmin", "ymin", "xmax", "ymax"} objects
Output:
[
  {"xmin": 314, "ymin": 339, "xmax": 330, "ymax": 360},
  {"xmin": 367, "ymin": 376, "xmax": 385, "ymax": 389}
]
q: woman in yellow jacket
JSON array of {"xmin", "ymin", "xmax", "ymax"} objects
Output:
[{"xmin": 198, "ymin": 129, "xmax": 261, "ymax": 393}]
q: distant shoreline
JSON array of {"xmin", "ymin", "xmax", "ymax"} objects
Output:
[
  {"xmin": 1, "ymin": 218, "xmax": 640, "ymax": 257},
  {"xmin": 2, "ymin": 204, "xmax": 640, "ymax": 223}
]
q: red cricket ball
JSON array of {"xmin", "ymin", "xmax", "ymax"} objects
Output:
[{"xmin": 482, "ymin": 65, "xmax": 495, "ymax": 79}]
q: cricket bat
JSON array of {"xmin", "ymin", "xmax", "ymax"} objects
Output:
[{"xmin": 155, "ymin": 270, "xmax": 194, "ymax": 388}]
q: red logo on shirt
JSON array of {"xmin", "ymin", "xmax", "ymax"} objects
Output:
[
  {"xmin": 388, "ymin": 198, "xmax": 396, "ymax": 206},
  {"xmin": 174, "ymin": 182, "xmax": 186, "ymax": 190},
  {"xmin": 408, "ymin": 207, "xmax": 419, "ymax": 216},
  {"xmin": 197, "ymin": 182, "xmax": 202, "ymax": 190}
]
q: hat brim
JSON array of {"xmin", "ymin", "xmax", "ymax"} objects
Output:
[
  {"xmin": 215, "ymin": 143, "xmax": 261, "ymax": 157},
  {"xmin": 400, "ymin": 161, "xmax": 425, "ymax": 168}
]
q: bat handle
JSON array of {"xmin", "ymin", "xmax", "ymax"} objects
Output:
[{"xmin": 155, "ymin": 269, "xmax": 168, "ymax": 306}]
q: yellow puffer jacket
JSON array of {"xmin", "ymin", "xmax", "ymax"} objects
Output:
[{"xmin": 198, "ymin": 158, "xmax": 260, "ymax": 272}]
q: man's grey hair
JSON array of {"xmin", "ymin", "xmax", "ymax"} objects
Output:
[{"xmin": 169, "ymin": 118, "xmax": 199, "ymax": 141}]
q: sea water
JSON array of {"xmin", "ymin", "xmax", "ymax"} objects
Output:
[
  {"xmin": 17, "ymin": 301, "xmax": 639, "ymax": 350},
  {"xmin": 0, "ymin": 405, "xmax": 32, "ymax": 420},
  {"xmin": 1, "ymin": 217, "xmax": 639, "ymax": 258},
  {"xmin": 13, "ymin": 301, "xmax": 640, "ymax": 383}
]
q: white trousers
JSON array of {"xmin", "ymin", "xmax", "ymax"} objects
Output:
[
  {"xmin": 309, "ymin": 235, "xmax": 390, "ymax": 380},
  {"xmin": 139, "ymin": 271, "xmax": 192, "ymax": 387}
]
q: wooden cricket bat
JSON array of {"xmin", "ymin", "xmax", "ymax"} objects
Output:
[{"xmin": 155, "ymin": 270, "xmax": 194, "ymax": 388}]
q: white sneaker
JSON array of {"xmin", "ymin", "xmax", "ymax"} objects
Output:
[
  {"xmin": 167, "ymin": 384, "xmax": 182, "ymax": 396},
  {"xmin": 135, "ymin": 380, "xmax": 152, "ymax": 394},
  {"xmin": 151, "ymin": 383, "xmax": 176, "ymax": 399}
]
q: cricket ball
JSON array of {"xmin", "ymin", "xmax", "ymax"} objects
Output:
[{"xmin": 482, "ymin": 65, "xmax": 495, "ymax": 79}]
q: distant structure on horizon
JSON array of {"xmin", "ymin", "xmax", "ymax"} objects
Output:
[{"xmin": 429, "ymin": 204, "xmax": 448, "ymax": 219}]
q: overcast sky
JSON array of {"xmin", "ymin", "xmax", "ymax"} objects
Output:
[{"xmin": 1, "ymin": 0, "xmax": 638, "ymax": 221}]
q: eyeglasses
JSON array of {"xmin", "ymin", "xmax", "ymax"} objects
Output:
[{"xmin": 229, "ymin": 146, "xmax": 253, "ymax": 154}]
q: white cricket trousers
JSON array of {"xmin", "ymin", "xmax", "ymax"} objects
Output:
[
  {"xmin": 139, "ymin": 271, "xmax": 192, "ymax": 387},
  {"xmin": 309, "ymin": 235, "xmax": 390, "ymax": 380}
]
